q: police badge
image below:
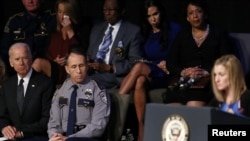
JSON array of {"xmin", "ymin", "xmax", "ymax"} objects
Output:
[
  {"xmin": 85, "ymin": 89, "xmax": 93, "ymax": 99},
  {"xmin": 115, "ymin": 41, "xmax": 124, "ymax": 57},
  {"xmin": 162, "ymin": 114, "xmax": 189, "ymax": 141}
]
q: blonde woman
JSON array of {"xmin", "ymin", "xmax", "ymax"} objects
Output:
[
  {"xmin": 210, "ymin": 54, "xmax": 250, "ymax": 118},
  {"xmin": 32, "ymin": 0, "xmax": 90, "ymax": 85}
]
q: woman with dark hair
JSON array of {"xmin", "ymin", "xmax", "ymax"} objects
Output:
[
  {"xmin": 166, "ymin": 0, "xmax": 234, "ymax": 106},
  {"xmin": 118, "ymin": 0, "xmax": 181, "ymax": 140}
]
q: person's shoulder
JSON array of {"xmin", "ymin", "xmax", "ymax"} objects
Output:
[
  {"xmin": 173, "ymin": 26, "xmax": 190, "ymax": 39},
  {"xmin": 169, "ymin": 21, "xmax": 182, "ymax": 29},
  {"xmin": 92, "ymin": 21, "xmax": 107, "ymax": 28},
  {"xmin": 6, "ymin": 12, "xmax": 25, "ymax": 22},
  {"xmin": 1, "ymin": 75, "xmax": 16, "ymax": 87},
  {"xmin": 242, "ymin": 90, "xmax": 250, "ymax": 98},
  {"xmin": 209, "ymin": 24, "xmax": 229, "ymax": 35},
  {"xmin": 168, "ymin": 21, "xmax": 183, "ymax": 34},
  {"xmin": 41, "ymin": 9, "xmax": 56, "ymax": 17},
  {"xmin": 90, "ymin": 21, "xmax": 107, "ymax": 33},
  {"xmin": 89, "ymin": 79, "xmax": 106, "ymax": 90},
  {"xmin": 32, "ymin": 70, "xmax": 54, "ymax": 84},
  {"xmin": 121, "ymin": 20, "xmax": 140, "ymax": 29},
  {"xmin": 42, "ymin": 9, "xmax": 56, "ymax": 15}
]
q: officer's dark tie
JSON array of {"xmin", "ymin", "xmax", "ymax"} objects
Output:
[
  {"xmin": 95, "ymin": 26, "xmax": 114, "ymax": 62},
  {"xmin": 66, "ymin": 85, "xmax": 78, "ymax": 136},
  {"xmin": 17, "ymin": 79, "xmax": 24, "ymax": 113}
]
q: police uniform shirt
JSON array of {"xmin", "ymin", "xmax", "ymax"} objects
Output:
[
  {"xmin": 47, "ymin": 77, "xmax": 111, "ymax": 138},
  {"xmin": 1, "ymin": 10, "xmax": 56, "ymax": 60}
]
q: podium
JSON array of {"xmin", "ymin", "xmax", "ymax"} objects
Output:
[{"xmin": 143, "ymin": 103, "xmax": 250, "ymax": 141}]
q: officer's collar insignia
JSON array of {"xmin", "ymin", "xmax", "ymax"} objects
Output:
[
  {"xmin": 99, "ymin": 91, "xmax": 107, "ymax": 104},
  {"xmin": 40, "ymin": 23, "xmax": 46, "ymax": 30}
]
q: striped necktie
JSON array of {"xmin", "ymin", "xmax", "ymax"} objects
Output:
[{"xmin": 95, "ymin": 26, "xmax": 114, "ymax": 62}]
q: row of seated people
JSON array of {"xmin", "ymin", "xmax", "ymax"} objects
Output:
[{"xmin": 0, "ymin": 0, "xmax": 250, "ymax": 141}]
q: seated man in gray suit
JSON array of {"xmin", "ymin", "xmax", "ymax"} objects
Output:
[
  {"xmin": 87, "ymin": 0, "xmax": 142, "ymax": 89},
  {"xmin": 86, "ymin": 0, "xmax": 142, "ymax": 140}
]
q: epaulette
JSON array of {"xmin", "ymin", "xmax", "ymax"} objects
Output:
[
  {"xmin": 91, "ymin": 79, "xmax": 106, "ymax": 90},
  {"xmin": 6, "ymin": 12, "xmax": 24, "ymax": 22},
  {"xmin": 62, "ymin": 78, "xmax": 71, "ymax": 85},
  {"xmin": 43, "ymin": 10, "xmax": 56, "ymax": 16},
  {"xmin": 4, "ymin": 12, "xmax": 24, "ymax": 33}
]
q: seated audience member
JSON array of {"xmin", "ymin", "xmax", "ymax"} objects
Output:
[
  {"xmin": 0, "ymin": 0, "xmax": 56, "ymax": 77},
  {"xmin": 47, "ymin": 47, "xmax": 110, "ymax": 141},
  {"xmin": 87, "ymin": 0, "xmax": 142, "ymax": 139},
  {"xmin": 166, "ymin": 0, "xmax": 234, "ymax": 106},
  {"xmin": 118, "ymin": 0, "xmax": 181, "ymax": 140},
  {"xmin": 87, "ymin": 0, "xmax": 142, "ymax": 89},
  {"xmin": 32, "ymin": 0, "xmax": 90, "ymax": 85},
  {"xmin": 0, "ymin": 59, "xmax": 7, "ymax": 86},
  {"xmin": 0, "ymin": 42, "xmax": 56, "ymax": 141},
  {"xmin": 209, "ymin": 54, "xmax": 250, "ymax": 118}
]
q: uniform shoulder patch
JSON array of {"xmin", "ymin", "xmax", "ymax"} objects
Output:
[{"xmin": 99, "ymin": 91, "xmax": 108, "ymax": 104}]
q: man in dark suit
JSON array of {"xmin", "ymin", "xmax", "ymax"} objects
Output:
[
  {"xmin": 87, "ymin": 0, "xmax": 142, "ymax": 89},
  {"xmin": 0, "ymin": 42, "xmax": 55, "ymax": 141}
]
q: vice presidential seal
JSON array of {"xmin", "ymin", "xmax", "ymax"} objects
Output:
[{"xmin": 162, "ymin": 114, "xmax": 189, "ymax": 141}]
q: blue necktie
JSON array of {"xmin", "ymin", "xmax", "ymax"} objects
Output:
[
  {"xmin": 66, "ymin": 85, "xmax": 78, "ymax": 136},
  {"xmin": 95, "ymin": 26, "xmax": 114, "ymax": 62},
  {"xmin": 17, "ymin": 79, "xmax": 24, "ymax": 113}
]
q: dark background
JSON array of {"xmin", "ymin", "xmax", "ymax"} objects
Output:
[{"xmin": 1, "ymin": 0, "xmax": 250, "ymax": 35}]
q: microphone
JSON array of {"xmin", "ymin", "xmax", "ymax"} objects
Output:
[
  {"xmin": 179, "ymin": 76, "xmax": 201, "ymax": 90},
  {"xmin": 170, "ymin": 76, "xmax": 190, "ymax": 91}
]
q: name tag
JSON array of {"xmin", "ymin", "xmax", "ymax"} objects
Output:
[
  {"xmin": 78, "ymin": 99, "xmax": 94, "ymax": 107},
  {"xmin": 59, "ymin": 98, "xmax": 68, "ymax": 108}
]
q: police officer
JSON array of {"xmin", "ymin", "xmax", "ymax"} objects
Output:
[
  {"xmin": 48, "ymin": 47, "xmax": 110, "ymax": 141},
  {"xmin": 0, "ymin": 0, "xmax": 56, "ymax": 76}
]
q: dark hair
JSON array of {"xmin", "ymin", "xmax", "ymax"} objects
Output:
[
  {"xmin": 65, "ymin": 45, "xmax": 87, "ymax": 65},
  {"xmin": 142, "ymin": 0, "xmax": 170, "ymax": 51},
  {"xmin": 185, "ymin": 0, "xmax": 209, "ymax": 22},
  {"xmin": 186, "ymin": 0, "xmax": 208, "ymax": 14}
]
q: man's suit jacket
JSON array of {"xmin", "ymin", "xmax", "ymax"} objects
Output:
[
  {"xmin": 87, "ymin": 20, "xmax": 142, "ymax": 83},
  {"xmin": 0, "ymin": 70, "xmax": 56, "ymax": 137}
]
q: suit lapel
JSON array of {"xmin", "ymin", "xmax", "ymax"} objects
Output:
[
  {"xmin": 11, "ymin": 76, "xmax": 22, "ymax": 117},
  {"xmin": 110, "ymin": 21, "xmax": 125, "ymax": 62}
]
